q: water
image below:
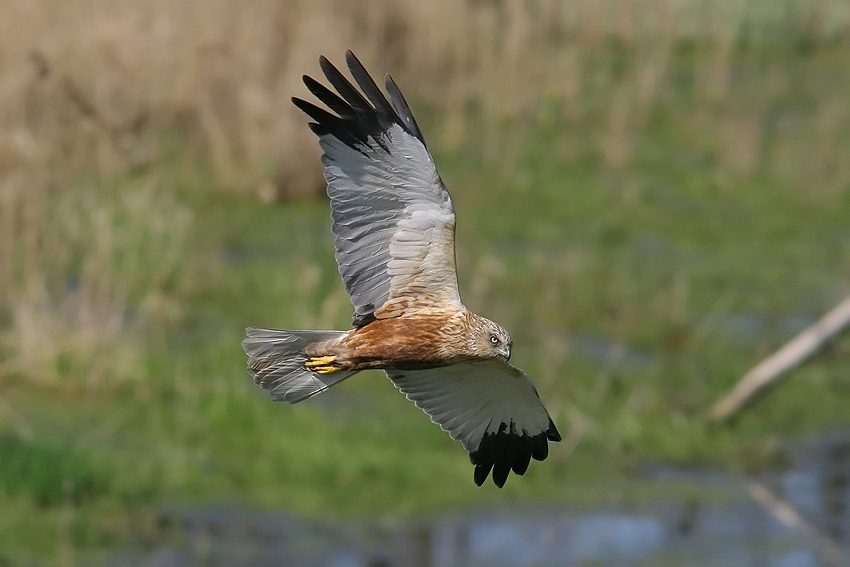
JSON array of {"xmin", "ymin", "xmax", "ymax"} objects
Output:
[
  {"xmin": 89, "ymin": 432, "xmax": 850, "ymax": 567},
  {"xmin": 558, "ymin": 312, "xmax": 820, "ymax": 371}
]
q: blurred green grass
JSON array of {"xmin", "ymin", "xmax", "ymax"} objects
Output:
[{"xmin": 3, "ymin": 24, "xmax": 850, "ymax": 564}]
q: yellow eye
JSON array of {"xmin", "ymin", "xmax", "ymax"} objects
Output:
[{"xmin": 489, "ymin": 334, "xmax": 500, "ymax": 345}]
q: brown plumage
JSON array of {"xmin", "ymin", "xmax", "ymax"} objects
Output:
[
  {"xmin": 305, "ymin": 309, "xmax": 510, "ymax": 371},
  {"xmin": 242, "ymin": 51, "xmax": 561, "ymax": 488}
]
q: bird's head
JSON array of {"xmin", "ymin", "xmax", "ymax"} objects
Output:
[{"xmin": 471, "ymin": 316, "xmax": 513, "ymax": 362}]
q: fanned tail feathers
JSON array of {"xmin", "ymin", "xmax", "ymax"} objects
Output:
[{"xmin": 242, "ymin": 327, "xmax": 356, "ymax": 403}]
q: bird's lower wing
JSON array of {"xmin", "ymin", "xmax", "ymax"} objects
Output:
[{"xmin": 386, "ymin": 359, "xmax": 561, "ymax": 488}]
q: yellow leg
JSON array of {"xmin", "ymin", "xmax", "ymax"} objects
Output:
[{"xmin": 304, "ymin": 355, "xmax": 340, "ymax": 374}]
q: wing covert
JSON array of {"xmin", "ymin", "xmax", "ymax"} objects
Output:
[
  {"xmin": 386, "ymin": 359, "xmax": 561, "ymax": 488},
  {"xmin": 294, "ymin": 51, "xmax": 462, "ymax": 326}
]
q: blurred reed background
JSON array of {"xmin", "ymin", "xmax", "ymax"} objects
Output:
[{"xmin": 2, "ymin": 0, "xmax": 850, "ymax": 562}]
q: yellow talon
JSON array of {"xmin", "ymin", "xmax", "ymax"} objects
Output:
[
  {"xmin": 305, "ymin": 355, "xmax": 340, "ymax": 374},
  {"xmin": 305, "ymin": 355, "xmax": 336, "ymax": 367}
]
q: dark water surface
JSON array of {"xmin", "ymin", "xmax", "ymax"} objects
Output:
[{"xmin": 89, "ymin": 433, "xmax": 850, "ymax": 567}]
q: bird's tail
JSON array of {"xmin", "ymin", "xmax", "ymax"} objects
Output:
[{"xmin": 242, "ymin": 327, "xmax": 358, "ymax": 403}]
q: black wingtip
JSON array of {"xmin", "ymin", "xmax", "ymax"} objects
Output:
[
  {"xmin": 474, "ymin": 463, "xmax": 491, "ymax": 487},
  {"xmin": 531, "ymin": 433, "xmax": 549, "ymax": 461},
  {"xmin": 292, "ymin": 51, "xmax": 426, "ymax": 152},
  {"xmin": 344, "ymin": 51, "xmax": 395, "ymax": 118},
  {"xmin": 470, "ymin": 422, "xmax": 559, "ymax": 488},
  {"xmin": 384, "ymin": 73, "xmax": 425, "ymax": 143},
  {"xmin": 547, "ymin": 419, "xmax": 562, "ymax": 442},
  {"xmin": 512, "ymin": 441, "xmax": 533, "ymax": 476},
  {"xmin": 344, "ymin": 49, "xmax": 361, "ymax": 70}
]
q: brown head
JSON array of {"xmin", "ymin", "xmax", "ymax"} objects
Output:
[{"xmin": 467, "ymin": 313, "xmax": 513, "ymax": 361}]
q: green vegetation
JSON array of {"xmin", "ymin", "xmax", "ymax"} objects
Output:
[{"xmin": 2, "ymin": 0, "xmax": 850, "ymax": 561}]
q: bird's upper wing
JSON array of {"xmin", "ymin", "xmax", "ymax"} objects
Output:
[
  {"xmin": 385, "ymin": 359, "xmax": 561, "ymax": 488},
  {"xmin": 293, "ymin": 51, "xmax": 462, "ymax": 327}
]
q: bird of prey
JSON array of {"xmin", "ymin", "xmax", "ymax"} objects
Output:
[{"xmin": 242, "ymin": 51, "xmax": 561, "ymax": 487}]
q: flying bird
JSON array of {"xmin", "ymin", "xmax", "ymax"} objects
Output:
[{"xmin": 242, "ymin": 51, "xmax": 561, "ymax": 487}]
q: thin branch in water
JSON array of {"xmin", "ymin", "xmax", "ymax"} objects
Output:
[{"xmin": 708, "ymin": 295, "xmax": 850, "ymax": 422}]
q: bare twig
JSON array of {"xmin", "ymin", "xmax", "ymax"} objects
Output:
[
  {"xmin": 708, "ymin": 295, "xmax": 850, "ymax": 422},
  {"xmin": 743, "ymin": 478, "xmax": 846, "ymax": 567}
]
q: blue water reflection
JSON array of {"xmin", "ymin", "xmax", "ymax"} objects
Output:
[
  {"xmin": 94, "ymin": 432, "xmax": 850, "ymax": 567},
  {"xmin": 433, "ymin": 512, "xmax": 666, "ymax": 566}
]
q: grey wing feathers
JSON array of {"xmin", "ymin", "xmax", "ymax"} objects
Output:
[
  {"xmin": 293, "ymin": 51, "xmax": 462, "ymax": 326},
  {"xmin": 386, "ymin": 359, "xmax": 561, "ymax": 488}
]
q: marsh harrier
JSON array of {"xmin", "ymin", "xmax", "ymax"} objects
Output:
[{"xmin": 242, "ymin": 52, "xmax": 561, "ymax": 487}]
